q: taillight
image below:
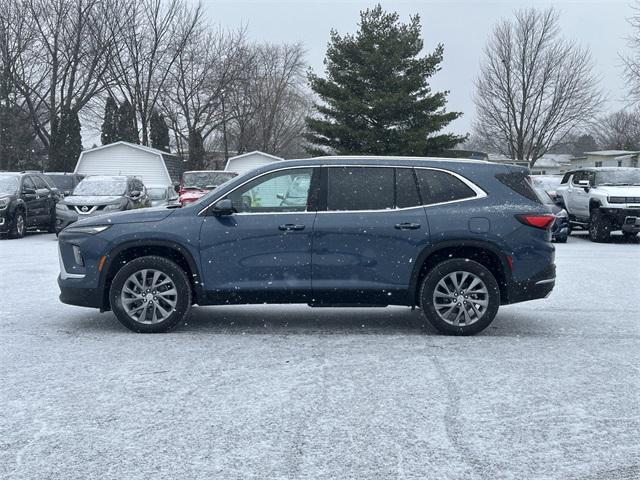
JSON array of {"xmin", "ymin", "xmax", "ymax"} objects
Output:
[{"xmin": 516, "ymin": 214, "xmax": 555, "ymax": 230}]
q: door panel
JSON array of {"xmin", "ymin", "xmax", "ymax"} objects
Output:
[
  {"xmin": 312, "ymin": 208, "xmax": 429, "ymax": 304},
  {"xmin": 198, "ymin": 167, "xmax": 317, "ymax": 304}
]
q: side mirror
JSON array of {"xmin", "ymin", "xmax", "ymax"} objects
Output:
[
  {"xmin": 174, "ymin": 184, "xmax": 180, "ymax": 193},
  {"xmin": 211, "ymin": 198, "xmax": 234, "ymax": 216},
  {"xmin": 23, "ymin": 188, "xmax": 36, "ymax": 196},
  {"xmin": 276, "ymin": 193, "xmax": 285, "ymax": 200},
  {"xmin": 129, "ymin": 190, "xmax": 141, "ymax": 198}
]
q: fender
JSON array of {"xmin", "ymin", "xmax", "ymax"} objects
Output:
[
  {"xmin": 408, "ymin": 238, "xmax": 512, "ymax": 301},
  {"xmin": 98, "ymin": 238, "xmax": 205, "ymax": 307}
]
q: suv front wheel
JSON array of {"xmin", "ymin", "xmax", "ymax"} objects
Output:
[
  {"xmin": 109, "ymin": 256, "xmax": 192, "ymax": 333},
  {"xmin": 588, "ymin": 209, "xmax": 611, "ymax": 243},
  {"xmin": 419, "ymin": 259, "xmax": 500, "ymax": 335}
]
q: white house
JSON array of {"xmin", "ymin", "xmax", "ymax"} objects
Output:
[
  {"xmin": 225, "ymin": 151, "xmax": 283, "ymax": 175},
  {"xmin": 74, "ymin": 141, "xmax": 184, "ymax": 187},
  {"xmin": 570, "ymin": 150, "xmax": 639, "ymax": 169}
]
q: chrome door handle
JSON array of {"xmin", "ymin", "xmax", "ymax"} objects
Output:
[
  {"xmin": 279, "ymin": 224, "xmax": 305, "ymax": 231},
  {"xmin": 395, "ymin": 222, "xmax": 421, "ymax": 230}
]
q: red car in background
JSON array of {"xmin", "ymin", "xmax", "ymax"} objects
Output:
[{"xmin": 178, "ymin": 171, "xmax": 238, "ymax": 205}]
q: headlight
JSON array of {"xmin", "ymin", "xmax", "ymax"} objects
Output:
[
  {"xmin": 608, "ymin": 196, "xmax": 626, "ymax": 204},
  {"xmin": 103, "ymin": 203, "xmax": 122, "ymax": 212},
  {"xmin": 556, "ymin": 209, "xmax": 568, "ymax": 218},
  {"xmin": 65, "ymin": 225, "xmax": 112, "ymax": 235},
  {"xmin": 0, "ymin": 198, "xmax": 9, "ymax": 209}
]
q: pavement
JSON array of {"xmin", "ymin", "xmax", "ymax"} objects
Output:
[{"xmin": 0, "ymin": 232, "xmax": 639, "ymax": 480}]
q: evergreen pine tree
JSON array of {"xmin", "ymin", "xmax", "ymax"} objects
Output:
[
  {"xmin": 187, "ymin": 129, "xmax": 206, "ymax": 170},
  {"xmin": 306, "ymin": 4, "xmax": 465, "ymax": 155},
  {"xmin": 117, "ymin": 100, "xmax": 138, "ymax": 144},
  {"xmin": 150, "ymin": 110, "xmax": 170, "ymax": 152},
  {"xmin": 101, "ymin": 97, "xmax": 118, "ymax": 145},
  {"xmin": 49, "ymin": 108, "xmax": 82, "ymax": 172}
]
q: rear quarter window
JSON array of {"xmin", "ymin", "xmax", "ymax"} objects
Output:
[
  {"xmin": 415, "ymin": 169, "xmax": 476, "ymax": 205},
  {"xmin": 495, "ymin": 172, "xmax": 543, "ymax": 204}
]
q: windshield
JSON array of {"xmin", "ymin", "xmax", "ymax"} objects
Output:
[
  {"xmin": 73, "ymin": 177, "xmax": 127, "ymax": 196},
  {"xmin": 0, "ymin": 175, "xmax": 19, "ymax": 194},
  {"xmin": 147, "ymin": 188, "xmax": 167, "ymax": 200},
  {"xmin": 45, "ymin": 175, "xmax": 75, "ymax": 190},
  {"xmin": 594, "ymin": 169, "xmax": 640, "ymax": 186},
  {"xmin": 182, "ymin": 172, "xmax": 237, "ymax": 189}
]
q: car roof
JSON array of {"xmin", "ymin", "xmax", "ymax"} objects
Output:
[{"xmin": 570, "ymin": 167, "xmax": 638, "ymax": 172}]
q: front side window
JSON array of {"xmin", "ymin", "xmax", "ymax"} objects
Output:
[
  {"xmin": 227, "ymin": 168, "xmax": 313, "ymax": 213},
  {"xmin": 416, "ymin": 169, "xmax": 476, "ymax": 205},
  {"xmin": 32, "ymin": 176, "xmax": 48, "ymax": 190},
  {"xmin": 327, "ymin": 167, "xmax": 394, "ymax": 211}
]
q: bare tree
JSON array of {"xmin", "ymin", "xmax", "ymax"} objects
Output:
[
  {"xmin": 623, "ymin": 2, "xmax": 640, "ymax": 102},
  {"xmin": 592, "ymin": 109, "xmax": 640, "ymax": 151},
  {"xmin": 474, "ymin": 8, "xmax": 603, "ymax": 167},
  {"xmin": 107, "ymin": 0, "xmax": 203, "ymax": 146},
  {"xmin": 161, "ymin": 24, "xmax": 251, "ymax": 168},
  {"xmin": 4, "ymin": 0, "xmax": 118, "ymax": 170},
  {"xmin": 226, "ymin": 43, "xmax": 310, "ymax": 158}
]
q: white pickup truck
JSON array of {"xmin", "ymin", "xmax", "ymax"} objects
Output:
[{"xmin": 555, "ymin": 167, "xmax": 640, "ymax": 242}]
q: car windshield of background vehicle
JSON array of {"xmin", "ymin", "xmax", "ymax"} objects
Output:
[
  {"xmin": 0, "ymin": 175, "xmax": 19, "ymax": 194},
  {"xmin": 595, "ymin": 169, "xmax": 640, "ymax": 186},
  {"xmin": 73, "ymin": 178, "xmax": 127, "ymax": 196},
  {"xmin": 183, "ymin": 172, "xmax": 237, "ymax": 189},
  {"xmin": 147, "ymin": 188, "xmax": 167, "ymax": 200}
]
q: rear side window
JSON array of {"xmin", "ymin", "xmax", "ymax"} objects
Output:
[
  {"xmin": 495, "ymin": 171, "xmax": 542, "ymax": 204},
  {"xmin": 416, "ymin": 169, "xmax": 476, "ymax": 205},
  {"xmin": 327, "ymin": 167, "xmax": 394, "ymax": 211},
  {"xmin": 395, "ymin": 168, "xmax": 421, "ymax": 208}
]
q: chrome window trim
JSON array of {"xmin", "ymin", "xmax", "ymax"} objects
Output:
[{"xmin": 198, "ymin": 164, "xmax": 487, "ymax": 216}]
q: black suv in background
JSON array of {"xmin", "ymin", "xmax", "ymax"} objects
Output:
[{"xmin": 0, "ymin": 172, "xmax": 58, "ymax": 238}]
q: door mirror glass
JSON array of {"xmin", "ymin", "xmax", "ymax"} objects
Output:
[
  {"xmin": 212, "ymin": 198, "xmax": 234, "ymax": 215},
  {"xmin": 23, "ymin": 188, "xmax": 36, "ymax": 195}
]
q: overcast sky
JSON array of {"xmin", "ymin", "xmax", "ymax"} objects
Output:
[{"xmin": 196, "ymin": 0, "xmax": 634, "ymax": 136}]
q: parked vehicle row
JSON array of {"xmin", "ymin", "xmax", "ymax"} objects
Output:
[{"xmin": 57, "ymin": 157, "xmax": 557, "ymax": 336}]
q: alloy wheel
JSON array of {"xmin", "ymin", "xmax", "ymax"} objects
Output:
[
  {"xmin": 432, "ymin": 271, "xmax": 489, "ymax": 327},
  {"xmin": 121, "ymin": 269, "xmax": 178, "ymax": 324}
]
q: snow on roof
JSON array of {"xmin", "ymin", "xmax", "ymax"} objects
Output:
[
  {"xmin": 584, "ymin": 150, "xmax": 640, "ymax": 156},
  {"xmin": 313, "ymin": 155, "xmax": 489, "ymax": 164},
  {"xmin": 82, "ymin": 141, "xmax": 178, "ymax": 158},
  {"xmin": 228, "ymin": 150, "xmax": 283, "ymax": 162}
]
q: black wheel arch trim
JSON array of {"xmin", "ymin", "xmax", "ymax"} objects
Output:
[
  {"xmin": 98, "ymin": 239, "xmax": 204, "ymax": 310},
  {"xmin": 408, "ymin": 239, "xmax": 513, "ymax": 305}
]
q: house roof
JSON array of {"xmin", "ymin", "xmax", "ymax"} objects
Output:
[
  {"xmin": 584, "ymin": 150, "xmax": 640, "ymax": 156},
  {"xmin": 82, "ymin": 141, "xmax": 178, "ymax": 158},
  {"xmin": 228, "ymin": 150, "xmax": 283, "ymax": 162}
]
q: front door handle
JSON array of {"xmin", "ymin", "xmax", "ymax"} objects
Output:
[
  {"xmin": 279, "ymin": 224, "xmax": 305, "ymax": 231},
  {"xmin": 395, "ymin": 222, "xmax": 421, "ymax": 230}
]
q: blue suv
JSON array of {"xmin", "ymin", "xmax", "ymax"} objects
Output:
[{"xmin": 57, "ymin": 157, "xmax": 556, "ymax": 335}]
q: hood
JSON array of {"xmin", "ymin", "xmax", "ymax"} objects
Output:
[
  {"xmin": 62, "ymin": 195, "xmax": 124, "ymax": 206},
  {"xmin": 593, "ymin": 185, "xmax": 640, "ymax": 196},
  {"xmin": 0, "ymin": 192, "xmax": 16, "ymax": 201},
  {"xmin": 180, "ymin": 190, "xmax": 207, "ymax": 202},
  {"xmin": 73, "ymin": 206, "xmax": 176, "ymax": 227}
]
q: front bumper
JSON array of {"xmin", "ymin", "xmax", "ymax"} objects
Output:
[{"xmin": 58, "ymin": 278, "xmax": 103, "ymax": 308}]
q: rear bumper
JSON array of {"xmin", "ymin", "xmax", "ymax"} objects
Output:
[{"xmin": 504, "ymin": 263, "xmax": 556, "ymax": 304}]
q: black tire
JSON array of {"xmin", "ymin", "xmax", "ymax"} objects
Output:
[
  {"xmin": 109, "ymin": 255, "xmax": 192, "ymax": 333},
  {"xmin": 9, "ymin": 210, "xmax": 26, "ymax": 239},
  {"xmin": 622, "ymin": 231, "xmax": 638, "ymax": 241},
  {"xmin": 555, "ymin": 235, "xmax": 568, "ymax": 243},
  {"xmin": 588, "ymin": 209, "xmax": 611, "ymax": 243},
  {"xmin": 419, "ymin": 258, "xmax": 500, "ymax": 336}
]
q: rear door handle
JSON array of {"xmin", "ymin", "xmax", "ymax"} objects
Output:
[
  {"xmin": 395, "ymin": 222, "xmax": 421, "ymax": 230},
  {"xmin": 279, "ymin": 224, "xmax": 305, "ymax": 231}
]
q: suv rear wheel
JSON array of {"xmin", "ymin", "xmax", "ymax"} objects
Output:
[
  {"xmin": 419, "ymin": 259, "xmax": 500, "ymax": 336},
  {"xmin": 588, "ymin": 209, "xmax": 611, "ymax": 243},
  {"xmin": 109, "ymin": 256, "xmax": 192, "ymax": 333}
]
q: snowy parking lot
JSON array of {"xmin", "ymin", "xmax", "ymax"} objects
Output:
[{"xmin": 1, "ymin": 233, "xmax": 639, "ymax": 480}]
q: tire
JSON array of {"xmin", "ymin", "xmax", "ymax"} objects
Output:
[
  {"xmin": 622, "ymin": 231, "xmax": 638, "ymax": 241},
  {"xmin": 109, "ymin": 255, "xmax": 192, "ymax": 333},
  {"xmin": 588, "ymin": 209, "xmax": 611, "ymax": 243},
  {"xmin": 419, "ymin": 259, "xmax": 500, "ymax": 336},
  {"xmin": 555, "ymin": 235, "xmax": 568, "ymax": 243},
  {"xmin": 9, "ymin": 210, "xmax": 26, "ymax": 239}
]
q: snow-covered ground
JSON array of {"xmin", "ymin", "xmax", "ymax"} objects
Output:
[{"xmin": 1, "ymin": 233, "xmax": 638, "ymax": 480}]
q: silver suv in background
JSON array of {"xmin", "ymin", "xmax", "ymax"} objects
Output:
[
  {"xmin": 556, "ymin": 167, "xmax": 640, "ymax": 242},
  {"xmin": 55, "ymin": 176, "xmax": 150, "ymax": 233}
]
